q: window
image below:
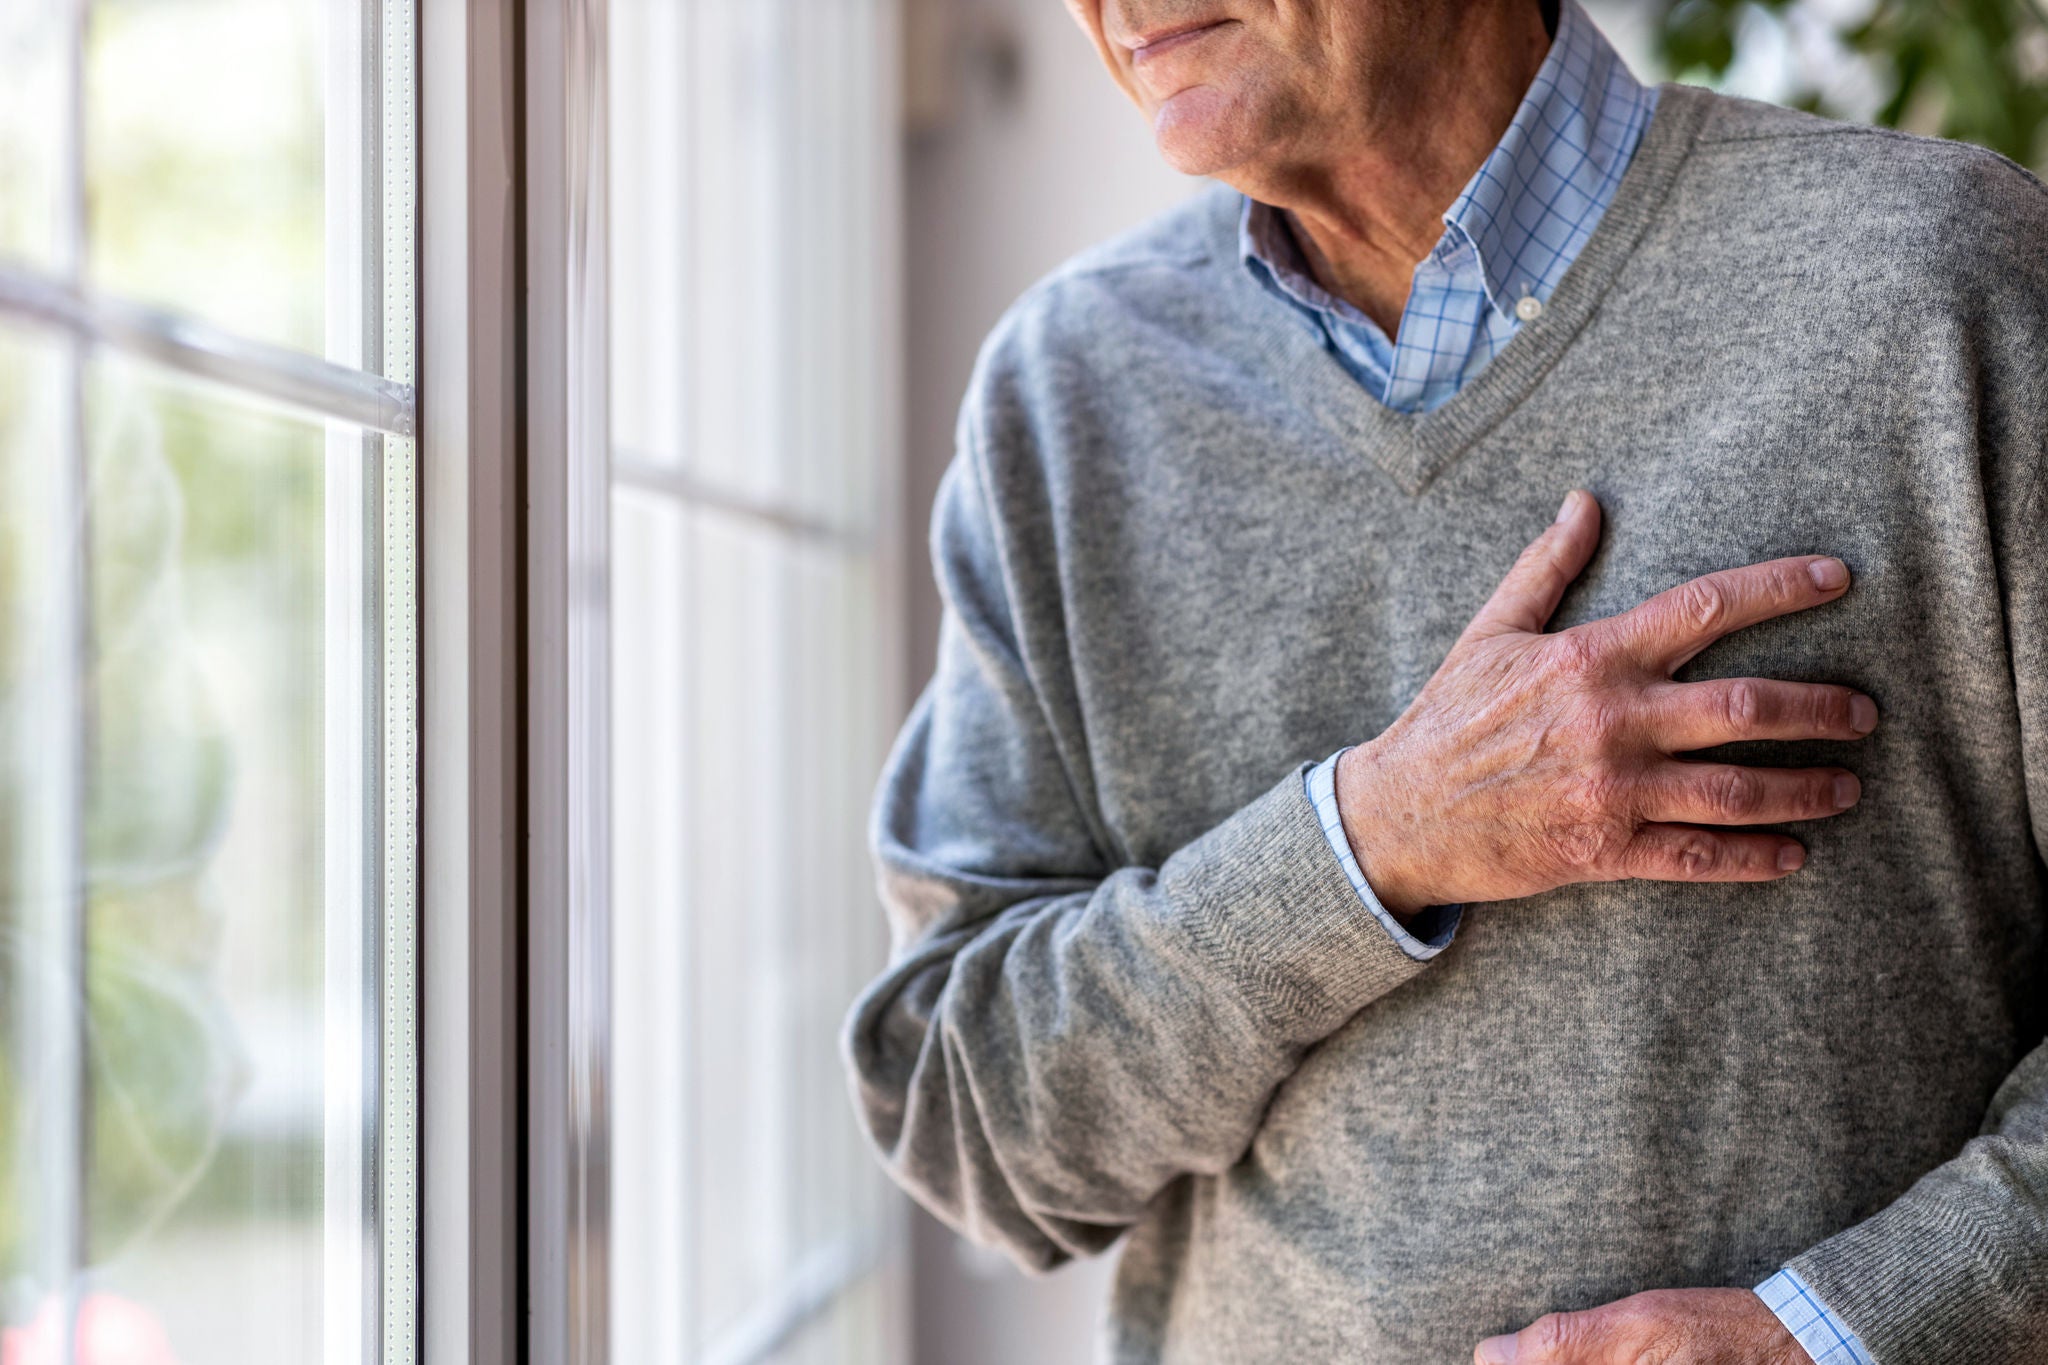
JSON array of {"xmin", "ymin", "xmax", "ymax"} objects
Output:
[
  {"xmin": 0, "ymin": 3, "xmax": 417, "ymax": 1363},
  {"xmin": 604, "ymin": 1, "xmax": 907, "ymax": 1361},
  {"xmin": 4, "ymin": 3, "xmax": 908, "ymax": 1361}
]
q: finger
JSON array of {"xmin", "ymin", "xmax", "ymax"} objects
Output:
[
  {"xmin": 1622, "ymin": 823, "xmax": 1808, "ymax": 881},
  {"xmin": 1644, "ymin": 678, "xmax": 1878, "ymax": 750},
  {"xmin": 1465, "ymin": 489, "xmax": 1603, "ymax": 639},
  {"xmin": 1641, "ymin": 762, "xmax": 1861, "ymax": 826},
  {"xmin": 1600, "ymin": 555, "xmax": 1850, "ymax": 674},
  {"xmin": 1474, "ymin": 1309, "xmax": 1603, "ymax": 1364}
]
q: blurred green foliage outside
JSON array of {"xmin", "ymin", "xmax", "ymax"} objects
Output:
[{"xmin": 1655, "ymin": 0, "xmax": 2048, "ymax": 170}]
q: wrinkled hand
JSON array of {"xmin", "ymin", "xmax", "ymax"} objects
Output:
[
  {"xmin": 1474, "ymin": 1288, "xmax": 1815, "ymax": 1364},
  {"xmin": 1338, "ymin": 490, "xmax": 1875, "ymax": 918}
]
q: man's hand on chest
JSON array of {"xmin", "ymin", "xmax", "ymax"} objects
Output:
[
  {"xmin": 1475, "ymin": 1288, "xmax": 1816, "ymax": 1364},
  {"xmin": 1333, "ymin": 489, "xmax": 1876, "ymax": 921}
]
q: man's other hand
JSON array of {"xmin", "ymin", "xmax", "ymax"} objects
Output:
[
  {"xmin": 1337, "ymin": 489, "xmax": 1877, "ymax": 918},
  {"xmin": 1473, "ymin": 1288, "xmax": 1816, "ymax": 1364}
]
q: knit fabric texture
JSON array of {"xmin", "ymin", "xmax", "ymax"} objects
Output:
[{"xmin": 843, "ymin": 85, "xmax": 2048, "ymax": 1362}]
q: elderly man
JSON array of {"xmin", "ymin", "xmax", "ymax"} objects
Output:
[{"xmin": 844, "ymin": 0, "xmax": 2048, "ymax": 1358}]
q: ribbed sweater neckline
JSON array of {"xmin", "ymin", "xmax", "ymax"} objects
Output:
[{"xmin": 1234, "ymin": 82, "xmax": 1714, "ymax": 496}]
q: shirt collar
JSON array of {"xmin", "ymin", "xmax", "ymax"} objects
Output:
[{"xmin": 1238, "ymin": 0, "xmax": 1652, "ymax": 324}]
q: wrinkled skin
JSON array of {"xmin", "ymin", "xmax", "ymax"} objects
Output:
[
  {"xmin": 1341, "ymin": 490, "xmax": 1872, "ymax": 918},
  {"xmin": 1060, "ymin": 0, "xmax": 1549, "ymax": 328},
  {"xmin": 1475, "ymin": 1288, "xmax": 1812, "ymax": 1364}
]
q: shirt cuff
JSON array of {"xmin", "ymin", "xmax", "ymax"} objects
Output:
[
  {"xmin": 1305, "ymin": 748, "xmax": 1460, "ymax": 962},
  {"xmin": 1755, "ymin": 1267, "xmax": 1877, "ymax": 1365}
]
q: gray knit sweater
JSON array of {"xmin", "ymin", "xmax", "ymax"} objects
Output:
[{"xmin": 844, "ymin": 85, "xmax": 2048, "ymax": 1361}]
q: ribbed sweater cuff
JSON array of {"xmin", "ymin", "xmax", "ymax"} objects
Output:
[
  {"xmin": 1161, "ymin": 762, "xmax": 1434, "ymax": 1046},
  {"xmin": 1786, "ymin": 1180, "xmax": 2047, "ymax": 1363}
]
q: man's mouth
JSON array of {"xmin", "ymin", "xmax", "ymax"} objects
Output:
[{"xmin": 1127, "ymin": 18, "xmax": 1234, "ymax": 65}]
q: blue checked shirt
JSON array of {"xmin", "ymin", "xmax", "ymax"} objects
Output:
[
  {"xmin": 1241, "ymin": 0, "xmax": 1654, "ymax": 412},
  {"xmin": 1277, "ymin": 5, "xmax": 1874, "ymax": 1358}
]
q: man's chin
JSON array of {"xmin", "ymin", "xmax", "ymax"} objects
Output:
[{"xmin": 1149, "ymin": 85, "xmax": 1266, "ymax": 178}]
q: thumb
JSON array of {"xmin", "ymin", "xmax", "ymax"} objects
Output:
[
  {"xmin": 1474, "ymin": 1305, "xmax": 1612, "ymax": 1365},
  {"xmin": 1465, "ymin": 489, "xmax": 1602, "ymax": 639}
]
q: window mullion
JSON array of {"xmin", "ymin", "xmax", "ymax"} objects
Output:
[
  {"xmin": 26, "ymin": 0, "xmax": 94, "ymax": 1356},
  {"xmin": 525, "ymin": 0, "xmax": 614, "ymax": 1361},
  {"xmin": 417, "ymin": 0, "xmax": 524, "ymax": 1360},
  {"xmin": 0, "ymin": 264, "xmax": 417, "ymax": 439},
  {"xmin": 375, "ymin": 1, "xmax": 421, "ymax": 1361}
]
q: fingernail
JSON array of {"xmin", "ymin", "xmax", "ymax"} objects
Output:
[
  {"xmin": 1778, "ymin": 843, "xmax": 1806, "ymax": 872},
  {"xmin": 1833, "ymin": 773, "xmax": 1861, "ymax": 810},
  {"xmin": 1476, "ymin": 1335, "xmax": 1520, "ymax": 1364},
  {"xmin": 1850, "ymin": 694, "xmax": 1878, "ymax": 734},
  {"xmin": 1808, "ymin": 557, "xmax": 1848, "ymax": 591},
  {"xmin": 1553, "ymin": 491, "xmax": 1577, "ymax": 523}
]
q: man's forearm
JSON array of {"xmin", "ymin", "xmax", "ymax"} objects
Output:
[{"xmin": 849, "ymin": 763, "xmax": 1439, "ymax": 1270}]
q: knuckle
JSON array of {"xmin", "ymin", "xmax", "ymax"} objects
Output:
[
  {"xmin": 1519, "ymin": 530, "xmax": 1562, "ymax": 567},
  {"xmin": 1548, "ymin": 792, "xmax": 1629, "ymax": 872},
  {"xmin": 1527, "ymin": 1312, "xmax": 1578, "ymax": 1353},
  {"xmin": 1722, "ymin": 679, "xmax": 1763, "ymax": 732},
  {"xmin": 1675, "ymin": 577, "xmax": 1729, "ymax": 634},
  {"xmin": 1564, "ymin": 696, "xmax": 1631, "ymax": 752},
  {"xmin": 1627, "ymin": 1335, "xmax": 1683, "ymax": 1365},
  {"xmin": 1548, "ymin": 818, "xmax": 1613, "ymax": 873},
  {"xmin": 1558, "ymin": 763, "xmax": 1626, "ymax": 818},
  {"xmin": 1511, "ymin": 530, "xmax": 1568, "ymax": 583},
  {"xmin": 1548, "ymin": 627, "xmax": 1606, "ymax": 680},
  {"xmin": 1704, "ymin": 766, "xmax": 1763, "ymax": 820},
  {"xmin": 1524, "ymin": 1309, "xmax": 1617, "ymax": 1356},
  {"xmin": 1671, "ymin": 831, "xmax": 1722, "ymax": 878},
  {"xmin": 1548, "ymin": 823, "xmax": 1606, "ymax": 873}
]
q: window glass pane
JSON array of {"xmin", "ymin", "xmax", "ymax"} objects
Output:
[
  {"xmin": 780, "ymin": 1274, "xmax": 895, "ymax": 1365},
  {"xmin": 609, "ymin": 497, "xmax": 897, "ymax": 1362},
  {"xmin": 2, "ymin": 0, "xmax": 414, "ymax": 1358},
  {"xmin": 607, "ymin": 0, "xmax": 892, "ymax": 535},
  {"xmin": 780, "ymin": 539, "xmax": 892, "ymax": 1265},
  {"xmin": 610, "ymin": 486, "xmax": 693, "ymax": 1364},
  {"xmin": 609, "ymin": 0, "xmax": 903, "ymax": 1358},
  {"xmin": 687, "ymin": 510, "xmax": 786, "ymax": 1344},
  {"xmin": 0, "ymin": 6, "xmax": 67, "ymax": 269},
  {"xmin": 79, "ymin": 358, "xmax": 334, "ymax": 1361},
  {"xmin": 85, "ymin": 0, "xmax": 327, "ymax": 357},
  {"xmin": 1, "ymin": 342, "xmax": 412, "ymax": 1362}
]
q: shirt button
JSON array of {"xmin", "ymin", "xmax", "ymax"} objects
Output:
[{"xmin": 1514, "ymin": 295, "xmax": 1543, "ymax": 322}]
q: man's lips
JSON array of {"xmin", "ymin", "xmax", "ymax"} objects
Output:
[{"xmin": 1126, "ymin": 18, "xmax": 1232, "ymax": 65}]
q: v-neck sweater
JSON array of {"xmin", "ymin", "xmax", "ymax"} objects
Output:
[{"xmin": 845, "ymin": 85, "xmax": 2048, "ymax": 1361}]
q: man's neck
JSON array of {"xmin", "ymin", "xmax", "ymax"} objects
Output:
[{"xmin": 1232, "ymin": 5, "xmax": 1553, "ymax": 335}]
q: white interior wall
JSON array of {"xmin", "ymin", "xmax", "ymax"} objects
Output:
[{"xmin": 902, "ymin": 0, "xmax": 1198, "ymax": 678}]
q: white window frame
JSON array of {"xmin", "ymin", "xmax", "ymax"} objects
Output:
[
  {"xmin": 416, "ymin": 1, "xmax": 521, "ymax": 1362},
  {"xmin": 521, "ymin": 1, "xmax": 613, "ymax": 1362}
]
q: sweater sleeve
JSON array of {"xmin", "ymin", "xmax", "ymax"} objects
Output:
[
  {"xmin": 840, "ymin": 439, "xmax": 1434, "ymax": 1272},
  {"xmin": 1782, "ymin": 393, "xmax": 2048, "ymax": 1361}
]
